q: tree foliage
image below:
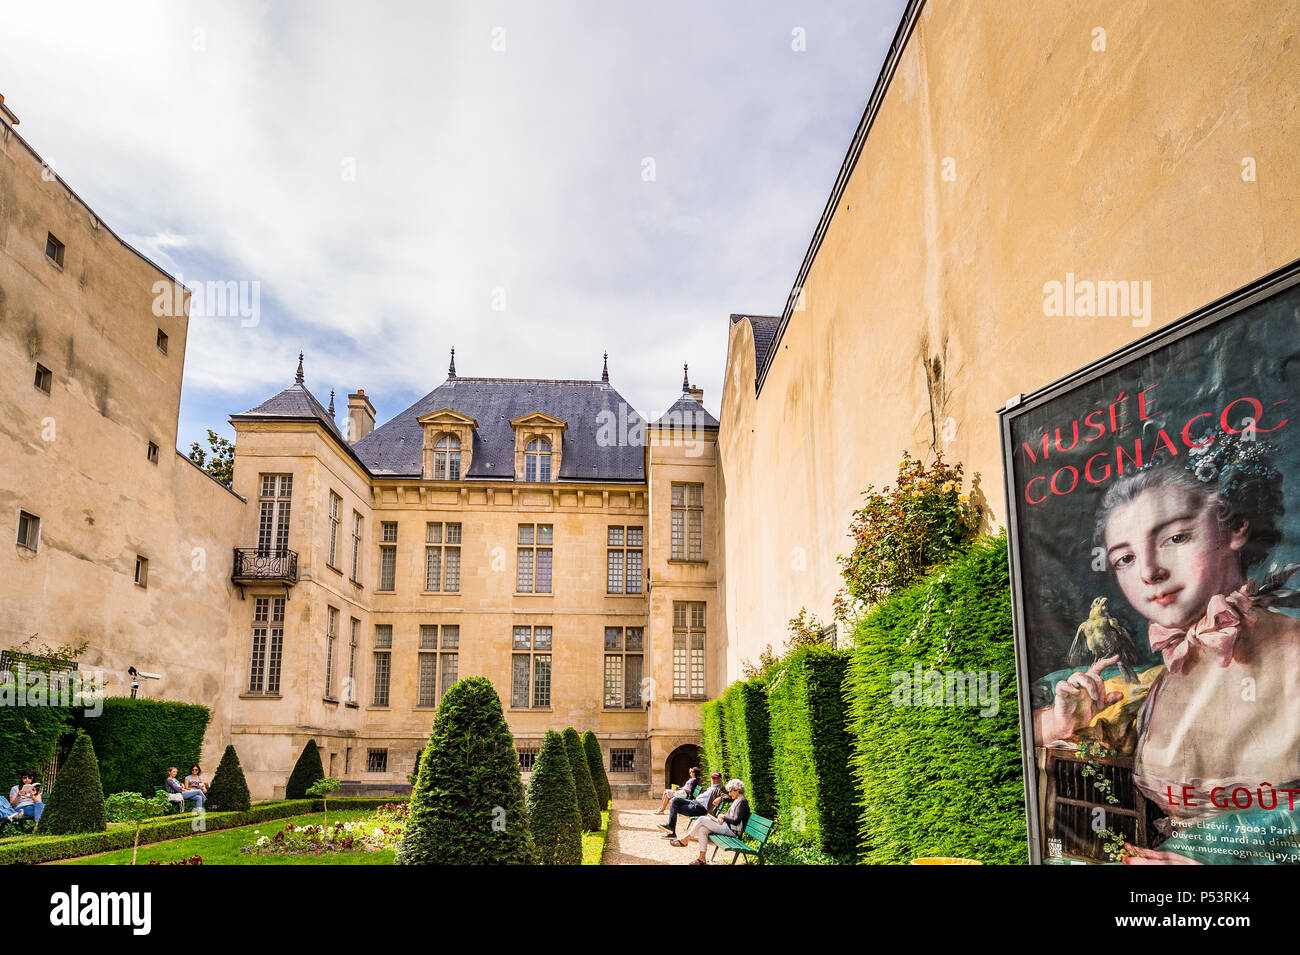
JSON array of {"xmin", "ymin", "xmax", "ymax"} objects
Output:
[
  {"xmin": 562, "ymin": 727, "xmax": 601, "ymax": 831},
  {"xmin": 187, "ymin": 429, "xmax": 235, "ymax": 487},
  {"xmin": 395, "ymin": 677, "xmax": 533, "ymax": 864},
  {"xmin": 40, "ymin": 731, "xmax": 107, "ymax": 835},
  {"xmin": 527, "ymin": 730, "xmax": 582, "ymax": 865},
  {"xmin": 285, "ymin": 739, "xmax": 324, "ymax": 800},
  {"xmin": 582, "ymin": 731, "xmax": 611, "ymax": 812},
  {"xmin": 205, "ymin": 744, "xmax": 251, "ymax": 813}
]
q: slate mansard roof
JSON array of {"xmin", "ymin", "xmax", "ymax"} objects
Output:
[
  {"xmin": 232, "ymin": 381, "xmax": 346, "ymax": 443},
  {"xmin": 353, "ymin": 377, "xmax": 650, "ymax": 481},
  {"xmin": 730, "ymin": 313, "xmax": 781, "ymax": 384}
]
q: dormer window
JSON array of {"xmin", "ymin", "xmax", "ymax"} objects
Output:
[
  {"xmin": 433, "ymin": 434, "xmax": 461, "ymax": 481},
  {"xmin": 417, "ymin": 409, "xmax": 476, "ymax": 482},
  {"xmin": 509, "ymin": 412, "xmax": 566, "ymax": 483},
  {"xmin": 525, "ymin": 437, "xmax": 552, "ymax": 483}
]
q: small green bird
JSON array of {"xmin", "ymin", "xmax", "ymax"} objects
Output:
[{"xmin": 1069, "ymin": 596, "xmax": 1141, "ymax": 684}]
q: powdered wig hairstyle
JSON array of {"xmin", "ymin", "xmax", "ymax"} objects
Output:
[{"xmin": 1093, "ymin": 447, "xmax": 1284, "ymax": 572}]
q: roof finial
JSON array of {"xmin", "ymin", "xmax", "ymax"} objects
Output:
[
  {"xmin": 449, "ymin": 346, "xmax": 457, "ymax": 379},
  {"xmin": 295, "ymin": 352, "xmax": 304, "ymax": 385},
  {"xmin": 328, "ymin": 390, "xmax": 335, "ymax": 417},
  {"xmin": 682, "ymin": 362, "xmax": 689, "ymax": 392},
  {"xmin": 602, "ymin": 351, "xmax": 609, "ymax": 383}
]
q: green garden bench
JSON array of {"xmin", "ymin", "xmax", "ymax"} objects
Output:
[{"xmin": 708, "ymin": 812, "xmax": 775, "ymax": 864}]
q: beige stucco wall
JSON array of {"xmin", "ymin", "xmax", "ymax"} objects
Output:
[
  {"xmin": 719, "ymin": 0, "xmax": 1300, "ymax": 678},
  {"xmin": 0, "ymin": 116, "xmax": 245, "ymax": 774}
]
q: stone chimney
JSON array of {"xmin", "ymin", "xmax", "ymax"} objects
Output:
[
  {"xmin": 0, "ymin": 94, "xmax": 19, "ymax": 128},
  {"xmin": 347, "ymin": 390, "xmax": 375, "ymax": 443},
  {"xmin": 688, "ymin": 383, "xmax": 704, "ymax": 404}
]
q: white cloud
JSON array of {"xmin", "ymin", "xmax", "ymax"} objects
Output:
[{"xmin": 1, "ymin": 0, "xmax": 907, "ymax": 440}]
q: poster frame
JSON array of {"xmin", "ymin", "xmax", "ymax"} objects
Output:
[{"xmin": 998, "ymin": 256, "xmax": 1300, "ymax": 865}]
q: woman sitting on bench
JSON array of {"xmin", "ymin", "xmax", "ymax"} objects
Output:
[
  {"xmin": 671, "ymin": 778, "xmax": 748, "ymax": 865},
  {"xmin": 655, "ymin": 766, "xmax": 701, "ymax": 814}
]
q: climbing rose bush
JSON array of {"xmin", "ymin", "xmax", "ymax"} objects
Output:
[{"xmin": 835, "ymin": 452, "xmax": 980, "ymax": 621}]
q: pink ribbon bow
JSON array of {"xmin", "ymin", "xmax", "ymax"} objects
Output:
[{"xmin": 1147, "ymin": 582, "xmax": 1259, "ymax": 674}]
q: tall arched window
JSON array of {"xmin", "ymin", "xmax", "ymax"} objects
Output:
[
  {"xmin": 525, "ymin": 437, "xmax": 552, "ymax": 483},
  {"xmin": 433, "ymin": 434, "xmax": 461, "ymax": 481}
]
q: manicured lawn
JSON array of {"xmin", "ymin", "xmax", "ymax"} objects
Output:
[
  {"xmin": 582, "ymin": 810, "xmax": 610, "ymax": 865},
  {"xmin": 59, "ymin": 810, "xmax": 393, "ymax": 866}
]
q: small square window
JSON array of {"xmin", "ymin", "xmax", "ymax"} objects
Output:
[
  {"xmin": 366, "ymin": 748, "xmax": 388, "ymax": 773},
  {"xmin": 518, "ymin": 749, "xmax": 538, "ymax": 772},
  {"xmin": 33, "ymin": 363, "xmax": 52, "ymax": 394},
  {"xmin": 146, "ymin": 442, "xmax": 159, "ymax": 464},
  {"xmin": 156, "ymin": 329, "xmax": 169, "ymax": 354},
  {"xmin": 375, "ymin": 625, "xmax": 393, "ymax": 648},
  {"xmin": 134, "ymin": 555, "xmax": 149, "ymax": 588},
  {"xmin": 381, "ymin": 521, "xmax": 398, "ymax": 542},
  {"xmin": 610, "ymin": 749, "xmax": 636, "ymax": 773},
  {"xmin": 45, "ymin": 233, "xmax": 64, "ymax": 267},
  {"xmin": 16, "ymin": 511, "xmax": 40, "ymax": 550}
]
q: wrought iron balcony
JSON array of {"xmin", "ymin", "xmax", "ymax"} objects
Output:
[{"xmin": 232, "ymin": 547, "xmax": 299, "ymax": 586}]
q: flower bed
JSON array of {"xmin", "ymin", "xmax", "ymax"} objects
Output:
[
  {"xmin": 0, "ymin": 798, "xmax": 403, "ymax": 865},
  {"xmin": 240, "ymin": 803, "xmax": 408, "ymax": 858}
]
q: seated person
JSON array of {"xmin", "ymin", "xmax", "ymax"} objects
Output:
[
  {"xmin": 657, "ymin": 771, "xmax": 725, "ymax": 839},
  {"xmin": 184, "ymin": 765, "xmax": 208, "ymax": 794},
  {"xmin": 163, "ymin": 766, "xmax": 204, "ymax": 809},
  {"xmin": 672, "ymin": 778, "xmax": 750, "ymax": 864},
  {"xmin": 7, "ymin": 771, "xmax": 44, "ymax": 823},
  {"xmin": 656, "ymin": 766, "xmax": 701, "ymax": 814}
]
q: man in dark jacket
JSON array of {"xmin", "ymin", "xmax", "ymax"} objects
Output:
[{"xmin": 657, "ymin": 771, "xmax": 725, "ymax": 838}]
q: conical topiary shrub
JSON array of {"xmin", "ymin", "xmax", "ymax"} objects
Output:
[
  {"xmin": 527, "ymin": 729, "xmax": 582, "ymax": 865},
  {"xmin": 582, "ymin": 730, "xmax": 611, "ymax": 812},
  {"xmin": 285, "ymin": 739, "xmax": 324, "ymax": 800},
  {"xmin": 563, "ymin": 727, "xmax": 601, "ymax": 831},
  {"xmin": 206, "ymin": 744, "xmax": 251, "ymax": 812},
  {"xmin": 40, "ymin": 731, "xmax": 107, "ymax": 835},
  {"xmin": 396, "ymin": 677, "xmax": 533, "ymax": 865}
]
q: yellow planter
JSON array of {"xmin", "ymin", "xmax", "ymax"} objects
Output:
[{"xmin": 910, "ymin": 857, "xmax": 982, "ymax": 865}]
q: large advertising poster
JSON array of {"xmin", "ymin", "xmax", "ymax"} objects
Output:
[{"xmin": 1002, "ymin": 264, "xmax": 1300, "ymax": 864}]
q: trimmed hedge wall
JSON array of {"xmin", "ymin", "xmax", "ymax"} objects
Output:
[
  {"xmin": 721, "ymin": 680, "xmax": 777, "ymax": 818},
  {"xmin": 767, "ymin": 647, "xmax": 857, "ymax": 856},
  {"xmin": 70, "ymin": 698, "xmax": 210, "ymax": 796},
  {"xmin": 0, "ymin": 798, "xmax": 400, "ymax": 865},
  {"xmin": 700, "ymin": 698, "xmax": 726, "ymax": 782},
  {"xmin": 0, "ymin": 698, "xmax": 71, "ymax": 793},
  {"xmin": 846, "ymin": 533, "xmax": 1027, "ymax": 864}
]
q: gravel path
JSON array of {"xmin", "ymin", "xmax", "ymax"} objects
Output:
[{"xmin": 601, "ymin": 797, "xmax": 704, "ymax": 865}]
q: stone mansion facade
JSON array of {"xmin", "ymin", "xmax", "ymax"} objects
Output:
[{"xmin": 0, "ymin": 93, "xmax": 722, "ymax": 799}]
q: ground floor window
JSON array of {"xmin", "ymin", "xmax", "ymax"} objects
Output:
[
  {"xmin": 610, "ymin": 748, "xmax": 636, "ymax": 773},
  {"xmin": 366, "ymin": 748, "xmax": 388, "ymax": 773}
]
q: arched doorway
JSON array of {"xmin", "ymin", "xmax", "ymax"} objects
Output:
[{"xmin": 665, "ymin": 744, "xmax": 700, "ymax": 789}]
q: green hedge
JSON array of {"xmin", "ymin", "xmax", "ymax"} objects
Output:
[
  {"xmin": 767, "ymin": 646, "xmax": 857, "ymax": 856},
  {"xmin": 700, "ymin": 698, "xmax": 726, "ymax": 782},
  {"xmin": 70, "ymin": 698, "xmax": 210, "ymax": 796},
  {"xmin": 846, "ymin": 533, "xmax": 1027, "ymax": 864},
  {"xmin": 0, "ymin": 695, "xmax": 72, "ymax": 793},
  {"xmin": 0, "ymin": 798, "xmax": 401, "ymax": 865},
  {"xmin": 721, "ymin": 680, "xmax": 777, "ymax": 818}
]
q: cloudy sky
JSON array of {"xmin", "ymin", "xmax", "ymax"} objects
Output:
[{"xmin": 3, "ymin": 0, "xmax": 906, "ymax": 453}]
